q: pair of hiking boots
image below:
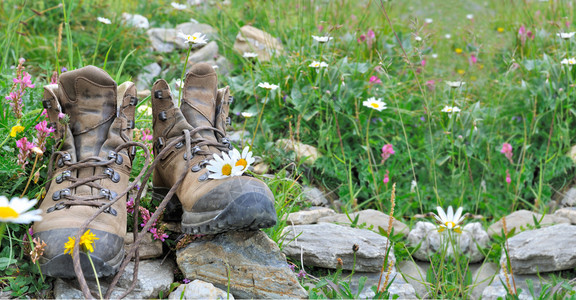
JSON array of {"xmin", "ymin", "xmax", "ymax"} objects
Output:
[{"xmin": 31, "ymin": 64, "xmax": 277, "ymax": 278}]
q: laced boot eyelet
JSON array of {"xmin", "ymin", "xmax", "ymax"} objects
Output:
[
  {"xmin": 52, "ymin": 188, "xmax": 71, "ymax": 201},
  {"xmin": 47, "ymin": 202, "xmax": 67, "ymax": 213},
  {"xmin": 57, "ymin": 153, "xmax": 72, "ymax": 168},
  {"xmin": 104, "ymin": 168, "xmax": 121, "ymax": 183},
  {"xmin": 55, "ymin": 171, "xmax": 71, "ymax": 184},
  {"xmin": 108, "ymin": 151, "xmax": 124, "ymax": 165}
]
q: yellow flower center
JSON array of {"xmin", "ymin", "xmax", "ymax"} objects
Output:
[
  {"xmin": 445, "ymin": 221, "xmax": 456, "ymax": 229},
  {"xmin": 371, "ymin": 103, "xmax": 380, "ymax": 108},
  {"xmin": 236, "ymin": 158, "xmax": 248, "ymax": 170},
  {"xmin": 0, "ymin": 207, "xmax": 19, "ymax": 219},
  {"xmin": 222, "ymin": 164, "xmax": 232, "ymax": 176}
]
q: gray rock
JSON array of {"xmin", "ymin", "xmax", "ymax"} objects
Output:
[
  {"xmin": 54, "ymin": 259, "xmax": 175, "ymax": 299},
  {"xmin": 168, "ymin": 279, "xmax": 232, "ymax": 300},
  {"xmin": 318, "ymin": 209, "xmax": 409, "ymax": 234},
  {"xmin": 175, "ymin": 23, "xmax": 217, "ymax": 49},
  {"xmin": 214, "ymin": 56, "xmax": 232, "ymax": 76},
  {"xmin": 470, "ymin": 262, "xmax": 499, "ymax": 300},
  {"xmin": 276, "ymin": 139, "xmax": 320, "ymax": 164},
  {"xmin": 252, "ymin": 163, "xmax": 269, "ymax": 175},
  {"xmin": 559, "ymin": 187, "xmax": 576, "ymax": 207},
  {"xmin": 287, "ymin": 207, "xmax": 336, "ymax": 225},
  {"xmin": 501, "ymin": 223, "xmax": 576, "ymax": 274},
  {"xmin": 554, "ymin": 207, "xmax": 576, "ymax": 224},
  {"xmin": 177, "ymin": 230, "xmax": 307, "ymax": 299},
  {"xmin": 227, "ymin": 130, "xmax": 250, "ymax": 147},
  {"xmin": 187, "ymin": 41, "xmax": 219, "ymax": 64},
  {"xmin": 481, "ymin": 272, "xmax": 540, "ymax": 300},
  {"xmin": 488, "ymin": 210, "xmax": 570, "ymax": 237},
  {"xmin": 302, "ymin": 186, "xmax": 330, "ymax": 206},
  {"xmin": 233, "ymin": 25, "xmax": 284, "ymax": 62},
  {"xmin": 124, "ymin": 232, "xmax": 163, "ymax": 259},
  {"xmin": 342, "ymin": 271, "xmax": 417, "ymax": 299},
  {"xmin": 147, "ymin": 28, "xmax": 178, "ymax": 52},
  {"xmin": 396, "ymin": 260, "xmax": 429, "ymax": 297},
  {"xmin": 136, "ymin": 63, "xmax": 162, "ymax": 91},
  {"xmin": 407, "ymin": 222, "xmax": 489, "ymax": 263},
  {"xmin": 281, "ymin": 223, "xmax": 395, "ymax": 272},
  {"xmin": 121, "ymin": 13, "xmax": 149, "ymax": 29}
]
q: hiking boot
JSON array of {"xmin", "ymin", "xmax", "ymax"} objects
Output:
[
  {"xmin": 32, "ymin": 66, "xmax": 137, "ymax": 278},
  {"xmin": 151, "ymin": 63, "xmax": 276, "ymax": 235}
]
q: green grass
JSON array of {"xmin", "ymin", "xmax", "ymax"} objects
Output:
[{"xmin": 1, "ymin": 0, "xmax": 576, "ymax": 298}]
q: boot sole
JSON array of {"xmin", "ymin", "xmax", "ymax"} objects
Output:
[
  {"xmin": 153, "ymin": 187, "xmax": 277, "ymax": 235},
  {"xmin": 35, "ymin": 228, "xmax": 125, "ymax": 278}
]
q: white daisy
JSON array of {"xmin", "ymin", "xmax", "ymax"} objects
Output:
[
  {"xmin": 362, "ymin": 97, "xmax": 387, "ymax": 111},
  {"xmin": 561, "ymin": 58, "xmax": 576, "ymax": 65},
  {"xmin": 241, "ymin": 112, "xmax": 255, "ymax": 118},
  {"xmin": 431, "ymin": 53, "xmax": 438, "ymax": 59},
  {"xmin": 231, "ymin": 146, "xmax": 255, "ymax": 173},
  {"xmin": 466, "ymin": 14, "xmax": 474, "ymax": 20},
  {"xmin": 445, "ymin": 34, "xmax": 452, "ymax": 39},
  {"xmin": 309, "ymin": 61, "xmax": 329, "ymax": 68},
  {"xmin": 432, "ymin": 206, "xmax": 465, "ymax": 233},
  {"xmin": 97, "ymin": 17, "xmax": 111, "ymax": 25},
  {"xmin": 415, "ymin": 36, "xmax": 422, "ymax": 42},
  {"xmin": 424, "ymin": 18, "xmax": 433, "ymax": 24},
  {"xmin": 206, "ymin": 152, "xmax": 243, "ymax": 180},
  {"xmin": 312, "ymin": 35, "xmax": 333, "ymax": 43},
  {"xmin": 441, "ymin": 105, "xmax": 461, "ymax": 113},
  {"xmin": 258, "ymin": 82, "xmax": 279, "ymax": 90},
  {"xmin": 137, "ymin": 104, "xmax": 152, "ymax": 116},
  {"xmin": 243, "ymin": 52, "xmax": 258, "ymax": 58},
  {"xmin": 445, "ymin": 81, "xmax": 466, "ymax": 88},
  {"xmin": 171, "ymin": 2, "xmax": 187, "ymax": 10},
  {"xmin": 177, "ymin": 31, "xmax": 208, "ymax": 45},
  {"xmin": 557, "ymin": 32, "xmax": 576, "ymax": 39},
  {"xmin": 0, "ymin": 196, "xmax": 42, "ymax": 224}
]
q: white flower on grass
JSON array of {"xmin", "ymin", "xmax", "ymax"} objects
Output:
[
  {"xmin": 441, "ymin": 105, "xmax": 461, "ymax": 113},
  {"xmin": 231, "ymin": 146, "xmax": 255, "ymax": 173},
  {"xmin": 243, "ymin": 52, "xmax": 258, "ymax": 58},
  {"xmin": 309, "ymin": 61, "xmax": 329, "ymax": 68},
  {"xmin": 432, "ymin": 206, "xmax": 465, "ymax": 233},
  {"xmin": 410, "ymin": 180, "xmax": 417, "ymax": 192},
  {"xmin": 445, "ymin": 81, "xmax": 466, "ymax": 88},
  {"xmin": 137, "ymin": 104, "xmax": 152, "ymax": 116},
  {"xmin": 445, "ymin": 34, "xmax": 452, "ymax": 39},
  {"xmin": 432, "ymin": 53, "xmax": 438, "ymax": 59},
  {"xmin": 206, "ymin": 152, "xmax": 243, "ymax": 180},
  {"xmin": 258, "ymin": 82, "xmax": 279, "ymax": 90},
  {"xmin": 97, "ymin": 17, "xmax": 111, "ymax": 25},
  {"xmin": 415, "ymin": 36, "xmax": 422, "ymax": 42},
  {"xmin": 557, "ymin": 32, "xmax": 576, "ymax": 39},
  {"xmin": 362, "ymin": 97, "xmax": 387, "ymax": 111},
  {"xmin": 0, "ymin": 196, "xmax": 42, "ymax": 224},
  {"xmin": 424, "ymin": 18, "xmax": 433, "ymax": 24},
  {"xmin": 171, "ymin": 2, "xmax": 187, "ymax": 10},
  {"xmin": 466, "ymin": 14, "xmax": 474, "ymax": 20},
  {"xmin": 177, "ymin": 31, "xmax": 208, "ymax": 45},
  {"xmin": 312, "ymin": 35, "xmax": 333, "ymax": 43},
  {"xmin": 241, "ymin": 112, "xmax": 255, "ymax": 118},
  {"xmin": 561, "ymin": 58, "xmax": 576, "ymax": 65}
]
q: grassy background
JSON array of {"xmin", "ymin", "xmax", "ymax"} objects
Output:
[{"xmin": 1, "ymin": 0, "xmax": 576, "ymax": 297}]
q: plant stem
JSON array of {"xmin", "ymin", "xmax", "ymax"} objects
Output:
[
  {"xmin": 179, "ymin": 45, "xmax": 194, "ymax": 106},
  {"xmin": 20, "ymin": 154, "xmax": 40, "ymax": 198},
  {"xmin": 87, "ymin": 252, "xmax": 104, "ymax": 300},
  {"xmin": 251, "ymin": 90, "xmax": 270, "ymax": 149}
]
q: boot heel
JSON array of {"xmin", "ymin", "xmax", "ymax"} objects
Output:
[{"xmin": 152, "ymin": 187, "xmax": 183, "ymax": 222}]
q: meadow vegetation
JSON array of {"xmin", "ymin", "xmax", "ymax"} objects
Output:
[{"xmin": 1, "ymin": 0, "xmax": 575, "ymax": 298}]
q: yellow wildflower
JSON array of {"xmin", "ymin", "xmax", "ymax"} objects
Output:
[
  {"xmin": 497, "ymin": 27, "xmax": 504, "ymax": 33},
  {"xmin": 10, "ymin": 125, "xmax": 24, "ymax": 137},
  {"xmin": 64, "ymin": 229, "xmax": 100, "ymax": 256},
  {"xmin": 455, "ymin": 48, "xmax": 463, "ymax": 54}
]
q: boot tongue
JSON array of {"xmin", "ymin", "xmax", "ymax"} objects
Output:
[
  {"xmin": 180, "ymin": 63, "xmax": 218, "ymax": 143},
  {"xmin": 58, "ymin": 65, "xmax": 117, "ymax": 161}
]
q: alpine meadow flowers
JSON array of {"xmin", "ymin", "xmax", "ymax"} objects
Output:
[
  {"xmin": 178, "ymin": 31, "xmax": 208, "ymax": 45},
  {"xmin": 0, "ymin": 196, "xmax": 42, "ymax": 224},
  {"xmin": 432, "ymin": 206, "xmax": 465, "ymax": 233},
  {"xmin": 258, "ymin": 82, "xmax": 279, "ymax": 90},
  {"xmin": 363, "ymin": 97, "xmax": 387, "ymax": 111}
]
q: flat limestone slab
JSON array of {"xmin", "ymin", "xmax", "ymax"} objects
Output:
[{"xmin": 282, "ymin": 223, "xmax": 395, "ymax": 272}]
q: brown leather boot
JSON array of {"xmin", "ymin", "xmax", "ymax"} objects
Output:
[
  {"xmin": 151, "ymin": 63, "xmax": 276, "ymax": 234},
  {"xmin": 32, "ymin": 66, "xmax": 137, "ymax": 278}
]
